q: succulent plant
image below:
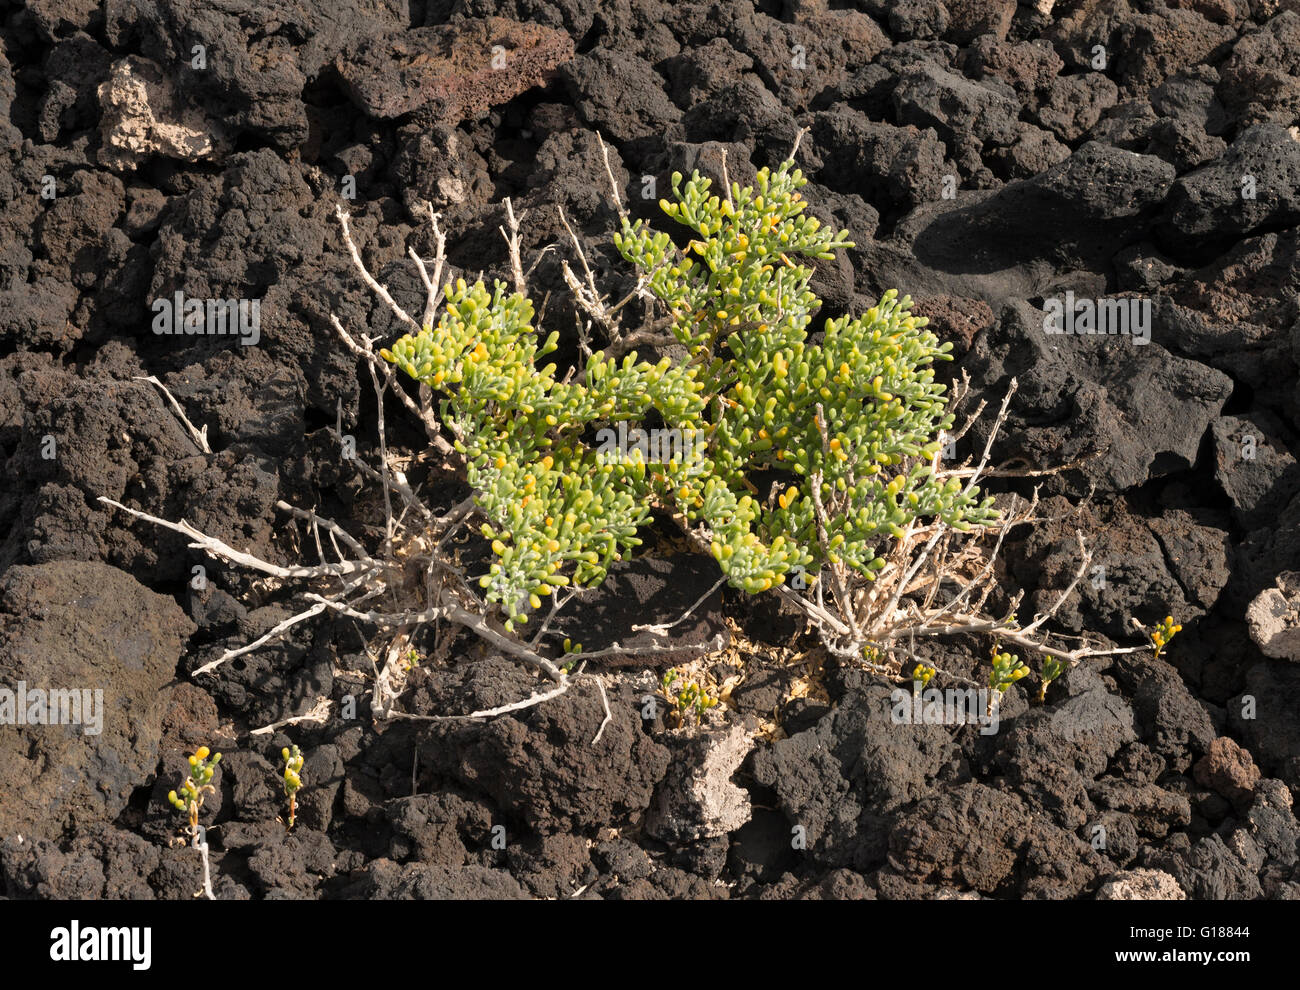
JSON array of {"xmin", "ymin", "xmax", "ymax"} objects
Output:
[
  {"xmin": 382, "ymin": 158, "xmax": 995, "ymax": 628},
  {"xmin": 281, "ymin": 745, "xmax": 304, "ymax": 829},
  {"xmin": 1038, "ymin": 654, "xmax": 1066, "ymax": 702},
  {"xmin": 167, "ymin": 746, "xmax": 221, "ymax": 831},
  {"xmin": 1151, "ymin": 615, "xmax": 1182, "ymax": 660},
  {"xmin": 989, "ymin": 648, "xmax": 1030, "ymax": 694}
]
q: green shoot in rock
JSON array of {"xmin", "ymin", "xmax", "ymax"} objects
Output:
[
  {"xmin": 168, "ymin": 746, "xmax": 221, "ymax": 832},
  {"xmin": 281, "ymin": 745, "xmax": 304, "ymax": 829}
]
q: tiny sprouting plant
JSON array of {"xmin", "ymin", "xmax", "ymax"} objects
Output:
[
  {"xmin": 660, "ymin": 668, "xmax": 720, "ymax": 728},
  {"xmin": 1038, "ymin": 654, "xmax": 1065, "ymax": 702},
  {"xmin": 911, "ymin": 663, "xmax": 936, "ymax": 689},
  {"xmin": 281, "ymin": 745, "xmax": 304, "ymax": 829},
  {"xmin": 168, "ymin": 746, "xmax": 221, "ymax": 831},
  {"xmin": 987, "ymin": 647, "xmax": 1029, "ymax": 716},
  {"xmin": 1150, "ymin": 615, "xmax": 1182, "ymax": 660},
  {"xmin": 558, "ymin": 637, "xmax": 584, "ymax": 674},
  {"xmin": 989, "ymin": 648, "xmax": 1030, "ymax": 694}
]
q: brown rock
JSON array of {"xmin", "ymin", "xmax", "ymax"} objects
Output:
[
  {"xmin": 911, "ymin": 295, "xmax": 994, "ymax": 355},
  {"xmin": 0, "ymin": 561, "xmax": 196, "ymax": 840},
  {"xmin": 945, "ymin": 0, "xmax": 1017, "ymax": 44},
  {"xmin": 1194, "ymin": 736, "xmax": 1261, "ymax": 807},
  {"xmin": 336, "ymin": 17, "xmax": 574, "ymax": 121}
]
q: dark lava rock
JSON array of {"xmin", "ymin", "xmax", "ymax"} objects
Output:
[
  {"xmin": 384, "ymin": 791, "xmax": 493, "ymax": 866},
  {"xmin": 549, "ymin": 555, "xmax": 728, "ymax": 668},
  {"xmin": 344, "ymin": 860, "xmax": 529, "ymax": 899},
  {"xmin": 339, "ymin": 18, "xmax": 574, "ymax": 122},
  {"xmin": 1161, "ymin": 230, "xmax": 1300, "ymax": 423},
  {"xmin": 1141, "ymin": 832, "xmax": 1263, "ymax": 899},
  {"xmin": 960, "ymin": 36, "xmax": 1063, "ymax": 100},
  {"xmin": 1230, "ymin": 662, "xmax": 1300, "ymax": 790},
  {"xmin": 724, "ymin": 5, "xmax": 889, "ymax": 114},
  {"xmin": 2, "ymin": 825, "xmax": 161, "ymax": 899},
  {"xmin": 1217, "ymin": 10, "xmax": 1300, "ymax": 127},
  {"xmin": 563, "ymin": 50, "xmax": 681, "ymax": 143},
  {"xmin": 1011, "ymin": 499, "xmax": 1228, "ymax": 644},
  {"xmin": 1161, "ymin": 124, "xmax": 1300, "ymax": 250},
  {"xmin": 507, "ymin": 832, "xmax": 595, "ymax": 899},
  {"xmin": 887, "ymin": 782, "xmax": 1032, "ymax": 894},
  {"xmin": 1033, "ymin": 73, "xmax": 1119, "ymax": 142},
  {"xmin": 808, "ymin": 106, "xmax": 951, "ymax": 210},
  {"xmin": 892, "ymin": 143, "xmax": 1176, "ymax": 302},
  {"xmin": 1111, "ymin": 654, "xmax": 1218, "ymax": 771},
  {"xmin": 0, "ymin": 560, "xmax": 195, "ymax": 839},
  {"xmin": 943, "ymin": 0, "xmax": 1017, "ymax": 45},
  {"xmin": 415, "ymin": 664, "xmax": 671, "ymax": 833},
  {"xmin": 1087, "ymin": 779, "xmax": 1192, "ymax": 838},
  {"xmin": 1210, "ymin": 412, "xmax": 1300, "ymax": 531},
  {"xmin": 892, "ymin": 62, "xmax": 1021, "ymax": 149},
  {"xmin": 961, "ymin": 304, "xmax": 1232, "ymax": 495},
  {"xmin": 102, "ymin": 0, "xmax": 327, "ymax": 150},
  {"xmin": 981, "ymin": 685, "xmax": 1137, "ymax": 828},
  {"xmin": 751, "ymin": 681, "xmax": 955, "ymax": 869},
  {"xmin": 759, "ymin": 867, "xmax": 877, "ymax": 900}
]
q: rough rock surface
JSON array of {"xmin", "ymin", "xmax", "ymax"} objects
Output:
[
  {"xmin": 97, "ymin": 55, "xmax": 225, "ymax": 171},
  {"xmin": 337, "ymin": 18, "xmax": 575, "ymax": 121},
  {"xmin": 1247, "ymin": 572, "xmax": 1300, "ymax": 661},
  {"xmin": 646, "ymin": 721, "xmax": 754, "ymax": 842},
  {"xmin": 1096, "ymin": 868, "xmax": 1186, "ymax": 900},
  {"xmin": 0, "ymin": 561, "xmax": 194, "ymax": 839}
]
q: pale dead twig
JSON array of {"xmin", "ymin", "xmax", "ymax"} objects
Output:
[
  {"xmin": 97, "ymin": 498, "xmax": 374, "ymax": 581},
  {"xmin": 584, "ymin": 665, "xmax": 613, "ymax": 745},
  {"xmin": 276, "ymin": 500, "xmax": 372, "ymax": 562},
  {"xmin": 499, "ymin": 197, "xmax": 528, "ymax": 297},
  {"xmin": 595, "ymin": 132, "xmax": 625, "ymax": 221},
  {"xmin": 335, "ymin": 205, "xmax": 420, "ymax": 332},
  {"xmin": 633, "ymin": 576, "xmax": 726, "ymax": 635},
  {"xmin": 366, "ymin": 361, "xmax": 396, "ymax": 550},
  {"xmin": 249, "ymin": 696, "xmax": 334, "ymax": 737},
  {"xmin": 557, "ymin": 203, "xmax": 612, "ymax": 355},
  {"xmin": 134, "ymin": 376, "xmax": 211, "ymax": 454},
  {"xmin": 390, "ymin": 681, "xmax": 574, "ymax": 724},
  {"xmin": 193, "ymin": 601, "xmax": 330, "ymax": 677},
  {"xmin": 329, "ymin": 313, "xmax": 456, "ymax": 460},
  {"xmin": 191, "ymin": 828, "xmax": 215, "ymax": 900},
  {"xmin": 408, "ymin": 200, "xmax": 446, "ymax": 329},
  {"xmin": 572, "ymin": 631, "xmax": 729, "ymax": 663}
]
